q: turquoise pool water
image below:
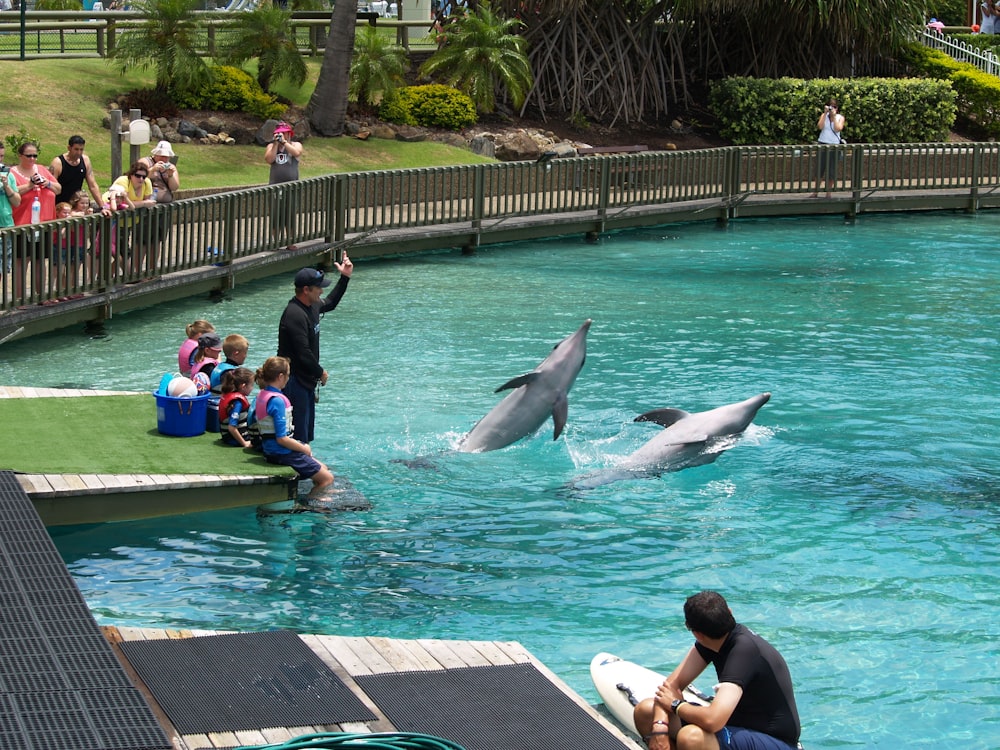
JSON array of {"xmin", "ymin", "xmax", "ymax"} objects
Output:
[{"xmin": 3, "ymin": 212, "xmax": 998, "ymax": 749}]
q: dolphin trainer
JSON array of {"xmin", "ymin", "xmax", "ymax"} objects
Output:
[
  {"xmin": 458, "ymin": 319, "xmax": 592, "ymax": 453},
  {"xmin": 572, "ymin": 392, "xmax": 771, "ymax": 488}
]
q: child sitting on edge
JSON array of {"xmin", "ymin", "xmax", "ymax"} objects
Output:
[
  {"xmin": 209, "ymin": 333, "xmax": 250, "ymax": 396},
  {"xmin": 178, "ymin": 320, "xmax": 214, "ymax": 377},
  {"xmin": 218, "ymin": 367, "xmax": 254, "ymax": 448},
  {"xmin": 254, "ymin": 356, "xmax": 334, "ymax": 499}
]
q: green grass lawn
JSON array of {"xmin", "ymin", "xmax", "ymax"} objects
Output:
[
  {"xmin": 0, "ymin": 58, "xmax": 491, "ymax": 191},
  {"xmin": 0, "ymin": 394, "xmax": 292, "ymax": 476}
]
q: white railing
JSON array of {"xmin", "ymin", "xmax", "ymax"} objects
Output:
[{"xmin": 922, "ymin": 28, "xmax": 1000, "ymax": 76}]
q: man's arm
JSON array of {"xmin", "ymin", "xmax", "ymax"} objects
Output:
[
  {"xmin": 653, "ymin": 647, "xmax": 709, "ymax": 718},
  {"xmin": 49, "ymin": 155, "xmax": 62, "ymax": 180},
  {"xmin": 83, "ymin": 155, "xmax": 103, "ymax": 203},
  {"xmin": 673, "ymin": 681, "xmax": 743, "ymax": 734}
]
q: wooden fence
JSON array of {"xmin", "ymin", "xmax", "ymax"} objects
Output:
[{"xmin": 4, "ymin": 142, "xmax": 1000, "ymax": 313}]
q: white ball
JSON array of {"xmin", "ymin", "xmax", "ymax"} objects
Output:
[{"xmin": 167, "ymin": 376, "xmax": 198, "ymax": 398}]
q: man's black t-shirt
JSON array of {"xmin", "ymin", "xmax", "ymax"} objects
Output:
[{"xmin": 694, "ymin": 623, "xmax": 801, "ymax": 744}]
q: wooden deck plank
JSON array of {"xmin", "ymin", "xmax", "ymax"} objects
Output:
[
  {"xmin": 365, "ymin": 636, "xmax": 437, "ymax": 673},
  {"xmin": 467, "ymin": 639, "xmax": 518, "ymax": 666},
  {"xmin": 338, "ymin": 636, "xmax": 395, "ymax": 674},
  {"xmin": 414, "ymin": 638, "xmax": 475, "ymax": 670},
  {"xmin": 314, "ymin": 635, "xmax": 377, "ymax": 676}
]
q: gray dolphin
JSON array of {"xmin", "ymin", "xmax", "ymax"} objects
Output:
[
  {"xmin": 572, "ymin": 392, "xmax": 771, "ymax": 488},
  {"xmin": 458, "ymin": 319, "xmax": 592, "ymax": 453}
]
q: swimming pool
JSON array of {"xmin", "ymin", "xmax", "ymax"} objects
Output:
[{"xmin": 4, "ymin": 212, "xmax": 998, "ymax": 749}]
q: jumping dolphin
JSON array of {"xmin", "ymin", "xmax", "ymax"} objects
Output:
[
  {"xmin": 572, "ymin": 392, "xmax": 771, "ymax": 488},
  {"xmin": 458, "ymin": 319, "xmax": 592, "ymax": 453}
]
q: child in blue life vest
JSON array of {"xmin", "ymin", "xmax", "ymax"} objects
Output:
[
  {"xmin": 210, "ymin": 333, "xmax": 250, "ymax": 395},
  {"xmin": 254, "ymin": 356, "xmax": 334, "ymax": 499},
  {"xmin": 218, "ymin": 367, "xmax": 254, "ymax": 448}
]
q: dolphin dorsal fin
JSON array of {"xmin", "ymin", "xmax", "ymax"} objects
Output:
[
  {"xmin": 552, "ymin": 392, "xmax": 569, "ymax": 440},
  {"xmin": 635, "ymin": 408, "xmax": 690, "ymax": 428},
  {"xmin": 495, "ymin": 372, "xmax": 540, "ymax": 393}
]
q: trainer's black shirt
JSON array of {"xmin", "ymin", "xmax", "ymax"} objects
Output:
[{"xmin": 694, "ymin": 623, "xmax": 801, "ymax": 744}]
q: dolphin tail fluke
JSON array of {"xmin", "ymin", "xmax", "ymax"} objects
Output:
[
  {"xmin": 635, "ymin": 408, "xmax": 690, "ymax": 428},
  {"xmin": 495, "ymin": 372, "xmax": 541, "ymax": 393},
  {"xmin": 552, "ymin": 392, "xmax": 569, "ymax": 440}
]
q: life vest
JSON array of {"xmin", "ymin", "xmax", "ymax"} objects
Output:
[
  {"xmin": 218, "ymin": 392, "xmax": 250, "ymax": 440},
  {"xmin": 210, "ymin": 361, "xmax": 237, "ymax": 395},
  {"xmin": 190, "ymin": 357, "xmax": 217, "ymax": 379},
  {"xmin": 252, "ymin": 389, "xmax": 294, "ymax": 439}
]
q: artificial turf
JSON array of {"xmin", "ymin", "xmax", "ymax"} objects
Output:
[{"xmin": 0, "ymin": 394, "xmax": 289, "ymax": 476}]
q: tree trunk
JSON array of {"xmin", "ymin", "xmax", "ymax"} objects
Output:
[{"xmin": 307, "ymin": 2, "xmax": 359, "ymax": 136}]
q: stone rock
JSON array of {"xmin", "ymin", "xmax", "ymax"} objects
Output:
[
  {"xmin": 494, "ymin": 130, "xmax": 542, "ymax": 161},
  {"xmin": 198, "ymin": 116, "xmax": 225, "ymax": 135},
  {"xmin": 178, "ymin": 120, "xmax": 208, "ymax": 139},
  {"xmin": 551, "ymin": 142, "xmax": 577, "ymax": 158},
  {"xmin": 395, "ymin": 125, "xmax": 428, "ymax": 143},
  {"xmin": 345, "ymin": 121, "xmax": 362, "ymax": 136},
  {"xmin": 469, "ymin": 135, "xmax": 495, "ymax": 158},
  {"xmin": 371, "ymin": 125, "xmax": 397, "ymax": 140},
  {"xmin": 437, "ymin": 132, "xmax": 468, "ymax": 149},
  {"xmin": 228, "ymin": 126, "xmax": 256, "ymax": 146}
]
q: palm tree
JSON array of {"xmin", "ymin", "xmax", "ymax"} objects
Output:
[
  {"xmin": 419, "ymin": 1, "xmax": 532, "ymax": 114},
  {"xmin": 218, "ymin": 5, "xmax": 308, "ymax": 94},
  {"xmin": 350, "ymin": 27, "xmax": 409, "ymax": 109},
  {"xmin": 306, "ymin": 0, "xmax": 358, "ymax": 136},
  {"xmin": 108, "ymin": 0, "xmax": 209, "ymax": 96}
]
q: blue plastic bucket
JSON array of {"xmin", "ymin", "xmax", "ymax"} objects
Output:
[
  {"xmin": 206, "ymin": 396, "xmax": 220, "ymax": 433},
  {"xmin": 155, "ymin": 391, "xmax": 210, "ymax": 437}
]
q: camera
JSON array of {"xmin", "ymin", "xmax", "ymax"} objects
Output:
[
  {"xmin": 0, "ymin": 165, "xmax": 8, "ymax": 174},
  {"xmin": 274, "ymin": 133, "xmax": 284, "ymax": 143}
]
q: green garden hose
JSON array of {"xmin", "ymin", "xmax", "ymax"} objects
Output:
[{"xmin": 234, "ymin": 731, "xmax": 467, "ymax": 750}]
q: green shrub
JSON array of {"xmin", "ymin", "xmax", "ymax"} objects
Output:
[
  {"xmin": 4, "ymin": 128, "xmax": 41, "ymax": 159},
  {"xmin": 379, "ymin": 85, "xmax": 476, "ymax": 130},
  {"xmin": 174, "ymin": 66, "xmax": 286, "ymax": 121},
  {"xmin": 709, "ymin": 76, "xmax": 955, "ymax": 145},
  {"xmin": 378, "ymin": 89, "xmax": 418, "ymax": 126},
  {"xmin": 901, "ymin": 40, "xmax": 1000, "ymax": 138}
]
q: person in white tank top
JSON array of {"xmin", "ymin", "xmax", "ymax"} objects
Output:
[{"xmin": 810, "ymin": 99, "xmax": 846, "ymax": 199}]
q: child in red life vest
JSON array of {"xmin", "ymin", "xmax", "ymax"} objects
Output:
[
  {"xmin": 254, "ymin": 356, "xmax": 334, "ymax": 499},
  {"xmin": 218, "ymin": 367, "xmax": 254, "ymax": 448}
]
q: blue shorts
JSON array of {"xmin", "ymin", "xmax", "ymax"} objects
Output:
[
  {"xmin": 717, "ymin": 726, "xmax": 799, "ymax": 750},
  {"xmin": 265, "ymin": 450, "xmax": 323, "ymax": 480}
]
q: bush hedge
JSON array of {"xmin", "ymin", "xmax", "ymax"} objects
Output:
[
  {"xmin": 379, "ymin": 85, "xmax": 477, "ymax": 130},
  {"xmin": 174, "ymin": 66, "xmax": 286, "ymax": 121},
  {"xmin": 709, "ymin": 76, "xmax": 956, "ymax": 145},
  {"xmin": 901, "ymin": 42, "xmax": 1000, "ymax": 138}
]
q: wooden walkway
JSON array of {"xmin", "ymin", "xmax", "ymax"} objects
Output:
[
  {"xmin": 104, "ymin": 627, "xmax": 642, "ymax": 750},
  {"xmin": 1, "ymin": 386, "xmax": 297, "ymax": 524}
]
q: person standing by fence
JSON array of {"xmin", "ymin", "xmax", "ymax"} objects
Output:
[
  {"xmin": 0, "ymin": 144, "xmax": 22, "ymax": 275},
  {"xmin": 264, "ymin": 121, "xmax": 303, "ymax": 246},
  {"xmin": 10, "ymin": 142, "xmax": 60, "ymax": 302},
  {"xmin": 810, "ymin": 99, "xmax": 846, "ymax": 199},
  {"xmin": 50, "ymin": 135, "xmax": 103, "ymax": 207}
]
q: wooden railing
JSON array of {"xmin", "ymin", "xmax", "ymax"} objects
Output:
[
  {"xmin": 4, "ymin": 142, "xmax": 1000, "ymax": 311},
  {"xmin": 0, "ymin": 10, "xmax": 435, "ymax": 59}
]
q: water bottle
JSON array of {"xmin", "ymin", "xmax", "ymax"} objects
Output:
[
  {"xmin": 30, "ymin": 195, "xmax": 40, "ymax": 224},
  {"xmin": 153, "ymin": 187, "xmax": 158, "ymax": 203}
]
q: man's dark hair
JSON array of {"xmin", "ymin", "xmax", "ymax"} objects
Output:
[
  {"xmin": 684, "ymin": 590, "xmax": 736, "ymax": 638},
  {"xmin": 68, "ymin": 135, "xmax": 86, "ymax": 147}
]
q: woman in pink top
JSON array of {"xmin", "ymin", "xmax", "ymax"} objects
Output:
[
  {"xmin": 9, "ymin": 141, "xmax": 61, "ymax": 301},
  {"xmin": 177, "ymin": 319, "xmax": 215, "ymax": 376}
]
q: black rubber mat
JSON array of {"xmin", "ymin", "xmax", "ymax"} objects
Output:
[
  {"xmin": 355, "ymin": 662, "xmax": 631, "ymax": 750},
  {"xmin": 0, "ymin": 470, "xmax": 172, "ymax": 750},
  {"xmin": 119, "ymin": 630, "xmax": 377, "ymax": 734}
]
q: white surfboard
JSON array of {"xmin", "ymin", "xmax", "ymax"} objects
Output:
[{"xmin": 590, "ymin": 652, "xmax": 711, "ymax": 735}]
